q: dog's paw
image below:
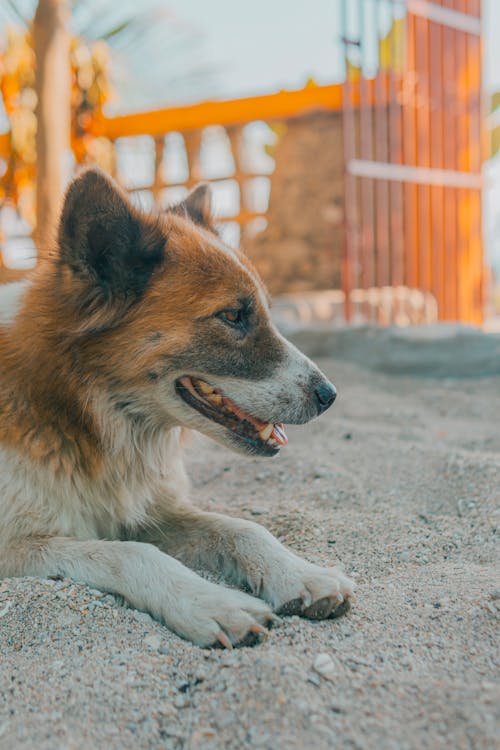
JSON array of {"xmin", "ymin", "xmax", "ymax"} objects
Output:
[
  {"xmin": 265, "ymin": 561, "xmax": 355, "ymax": 620},
  {"xmin": 167, "ymin": 582, "xmax": 275, "ymax": 648}
]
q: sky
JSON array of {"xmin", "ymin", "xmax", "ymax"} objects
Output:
[{"xmin": 1, "ymin": 1, "xmax": 499, "ymax": 109}]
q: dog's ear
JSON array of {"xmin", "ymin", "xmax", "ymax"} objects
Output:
[
  {"xmin": 58, "ymin": 168, "xmax": 165, "ymax": 299},
  {"xmin": 170, "ymin": 183, "xmax": 213, "ymax": 228}
]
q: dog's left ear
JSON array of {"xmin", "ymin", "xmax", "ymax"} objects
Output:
[
  {"xmin": 58, "ymin": 168, "xmax": 166, "ymax": 300},
  {"xmin": 170, "ymin": 183, "xmax": 213, "ymax": 228}
]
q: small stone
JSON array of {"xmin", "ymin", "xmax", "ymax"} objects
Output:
[
  {"xmin": 158, "ymin": 644, "xmax": 169, "ymax": 655},
  {"xmin": 215, "ymin": 712, "xmax": 235, "ymax": 729},
  {"xmin": 312, "ymin": 652, "xmax": 336, "ymax": 682},
  {"xmin": 307, "ymin": 671, "xmax": 321, "ymax": 686},
  {"xmin": 143, "ymin": 634, "xmax": 161, "ymax": 650},
  {"xmin": 250, "ymin": 506, "xmax": 267, "ymax": 516},
  {"xmin": 194, "ymin": 665, "xmax": 207, "ymax": 681},
  {"xmin": 133, "ymin": 610, "xmax": 154, "ymax": 624},
  {"xmin": 0, "ymin": 601, "xmax": 12, "ymax": 618},
  {"xmin": 174, "ymin": 694, "xmax": 190, "ymax": 709}
]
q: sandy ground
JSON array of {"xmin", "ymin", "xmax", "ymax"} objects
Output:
[{"xmin": 1, "ymin": 359, "xmax": 499, "ymax": 750}]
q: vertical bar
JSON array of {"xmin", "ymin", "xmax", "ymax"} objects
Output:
[
  {"xmin": 429, "ymin": 6, "xmax": 445, "ymax": 318},
  {"xmin": 465, "ymin": 0, "xmax": 484, "ymax": 323},
  {"xmin": 455, "ymin": 0, "xmax": 471, "ymax": 322},
  {"xmin": 442, "ymin": 1, "xmax": 459, "ymax": 319},
  {"xmin": 358, "ymin": 0, "xmax": 376, "ymax": 322},
  {"xmin": 402, "ymin": 8, "xmax": 420, "ymax": 293},
  {"xmin": 227, "ymin": 125, "xmax": 245, "ymax": 237},
  {"xmin": 374, "ymin": 0, "xmax": 391, "ymax": 321},
  {"xmin": 340, "ymin": 0, "xmax": 359, "ymax": 322},
  {"xmin": 415, "ymin": 10, "xmax": 432, "ymax": 297},
  {"xmin": 152, "ymin": 136, "xmax": 164, "ymax": 206},
  {"xmin": 388, "ymin": 2, "xmax": 405, "ymax": 298},
  {"xmin": 183, "ymin": 130, "xmax": 203, "ymax": 187}
]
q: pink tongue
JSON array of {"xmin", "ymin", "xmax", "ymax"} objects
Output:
[{"xmin": 271, "ymin": 423, "xmax": 288, "ymax": 446}]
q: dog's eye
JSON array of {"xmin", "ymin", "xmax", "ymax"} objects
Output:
[
  {"xmin": 217, "ymin": 309, "xmax": 243, "ymax": 326},
  {"xmin": 215, "ymin": 307, "xmax": 248, "ymax": 332}
]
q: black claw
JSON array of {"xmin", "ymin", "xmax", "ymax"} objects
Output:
[
  {"xmin": 277, "ymin": 597, "xmax": 304, "ymax": 616},
  {"xmin": 328, "ymin": 598, "xmax": 351, "ymax": 620},
  {"xmin": 236, "ymin": 631, "xmax": 263, "ymax": 648},
  {"xmin": 209, "ymin": 639, "xmax": 226, "ymax": 650},
  {"xmin": 304, "ymin": 596, "xmax": 334, "ymax": 620}
]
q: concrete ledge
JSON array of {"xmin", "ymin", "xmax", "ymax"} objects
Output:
[{"xmin": 281, "ymin": 323, "xmax": 500, "ymax": 378}]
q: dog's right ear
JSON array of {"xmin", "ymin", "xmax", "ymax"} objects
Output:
[
  {"xmin": 58, "ymin": 168, "xmax": 165, "ymax": 300},
  {"xmin": 169, "ymin": 183, "xmax": 213, "ymax": 228}
]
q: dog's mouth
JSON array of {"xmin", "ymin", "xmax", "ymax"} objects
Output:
[{"xmin": 175, "ymin": 376, "xmax": 288, "ymax": 456}]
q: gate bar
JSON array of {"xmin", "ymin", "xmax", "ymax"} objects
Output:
[{"xmin": 347, "ymin": 159, "xmax": 482, "ymax": 189}]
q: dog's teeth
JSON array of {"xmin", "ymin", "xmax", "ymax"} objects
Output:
[
  {"xmin": 259, "ymin": 423, "xmax": 274, "ymax": 441},
  {"xmin": 271, "ymin": 423, "xmax": 288, "ymax": 446},
  {"xmin": 199, "ymin": 381, "xmax": 214, "ymax": 395}
]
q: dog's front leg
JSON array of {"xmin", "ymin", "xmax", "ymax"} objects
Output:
[
  {"xmin": 0, "ymin": 536, "xmax": 273, "ymax": 647},
  {"xmin": 144, "ymin": 511, "xmax": 354, "ymax": 619}
]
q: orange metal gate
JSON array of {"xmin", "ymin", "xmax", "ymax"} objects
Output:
[{"xmin": 340, "ymin": 0, "xmax": 484, "ymax": 324}]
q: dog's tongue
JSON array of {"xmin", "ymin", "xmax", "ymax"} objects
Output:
[{"xmin": 271, "ymin": 423, "xmax": 288, "ymax": 446}]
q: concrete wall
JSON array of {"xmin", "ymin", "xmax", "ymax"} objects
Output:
[{"xmin": 245, "ymin": 111, "xmax": 344, "ymax": 295}]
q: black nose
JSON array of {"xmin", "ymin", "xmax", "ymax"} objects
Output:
[{"xmin": 314, "ymin": 381, "xmax": 337, "ymax": 415}]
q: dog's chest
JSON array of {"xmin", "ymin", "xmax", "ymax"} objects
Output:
[{"xmin": 0, "ymin": 428, "xmax": 188, "ymax": 543}]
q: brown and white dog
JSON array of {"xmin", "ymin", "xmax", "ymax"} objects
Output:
[{"xmin": 0, "ymin": 169, "xmax": 353, "ymax": 647}]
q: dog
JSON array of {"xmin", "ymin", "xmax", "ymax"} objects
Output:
[{"xmin": 0, "ymin": 168, "xmax": 354, "ymax": 647}]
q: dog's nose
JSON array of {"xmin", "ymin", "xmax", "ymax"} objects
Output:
[{"xmin": 314, "ymin": 381, "xmax": 337, "ymax": 415}]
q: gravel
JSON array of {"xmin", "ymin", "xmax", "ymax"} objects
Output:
[{"xmin": 1, "ymin": 360, "xmax": 499, "ymax": 749}]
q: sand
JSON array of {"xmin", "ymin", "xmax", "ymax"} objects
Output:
[{"xmin": 1, "ymin": 358, "xmax": 499, "ymax": 750}]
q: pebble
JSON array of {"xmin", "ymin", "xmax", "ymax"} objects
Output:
[
  {"xmin": 312, "ymin": 653, "xmax": 336, "ymax": 682},
  {"xmin": 250, "ymin": 506, "xmax": 267, "ymax": 515},
  {"xmin": 0, "ymin": 601, "xmax": 12, "ymax": 618},
  {"xmin": 194, "ymin": 665, "xmax": 208, "ymax": 681},
  {"xmin": 307, "ymin": 671, "xmax": 322, "ymax": 686},
  {"xmin": 143, "ymin": 634, "xmax": 161, "ymax": 650},
  {"xmin": 132, "ymin": 610, "xmax": 154, "ymax": 624}
]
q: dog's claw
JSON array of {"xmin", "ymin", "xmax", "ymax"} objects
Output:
[
  {"xmin": 328, "ymin": 598, "xmax": 351, "ymax": 619},
  {"xmin": 215, "ymin": 630, "xmax": 233, "ymax": 650},
  {"xmin": 249, "ymin": 622, "xmax": 268, "ymax": 638},
  {"xmin": 265, "ymin": 613, "xmax": 280, "ymax": 629}
]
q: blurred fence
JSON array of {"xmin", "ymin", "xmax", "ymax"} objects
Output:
[
  {"xmin": 341, "ymin": 0, "xmax": 484, "ymax": 324},
  {"xmin": 89, "ymin": 85, "xmax": 344, "ymax": 251},
  {"xmin": 0, "ymin": 0, "xmax": 485, "ymax": 324}
]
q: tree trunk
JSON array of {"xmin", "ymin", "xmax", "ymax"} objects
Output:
[{"xmin": 33, "ymin": 0, "xmax": 71, "ymax": 253}]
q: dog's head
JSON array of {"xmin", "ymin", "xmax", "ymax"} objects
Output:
[{"xmin": 55, "ymin": 168, "xmax": 336, "ymax": 456}]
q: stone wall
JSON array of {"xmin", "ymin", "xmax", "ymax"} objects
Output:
[{"xmin": 245, "ymin": 110, "xmax": 344, "ymax": 295}]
